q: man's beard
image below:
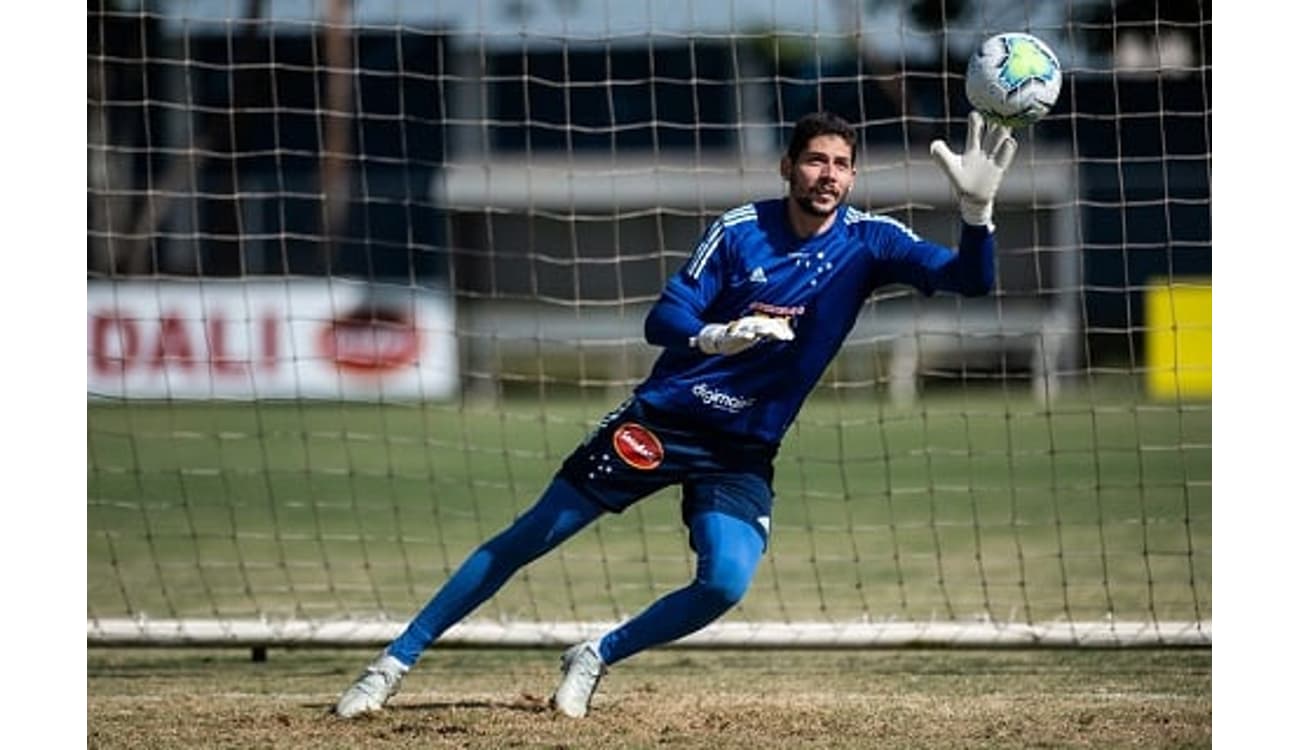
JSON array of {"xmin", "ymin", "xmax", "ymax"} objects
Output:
[{"xmin": 790, "ymin": 181, "xmax": 841, "ymax": 218}]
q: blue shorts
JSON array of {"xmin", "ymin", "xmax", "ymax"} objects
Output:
[{"xmin": 558, "ymin": 397, "xmax": 777, "ymax": 547}]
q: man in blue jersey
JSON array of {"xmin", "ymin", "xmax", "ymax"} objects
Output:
[{"xmin": 335, "ymin": 110, "xmax": 1018, "ymax": 719}]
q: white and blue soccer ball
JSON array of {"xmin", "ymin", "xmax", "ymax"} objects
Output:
[{"xmin": 965, "ymin": 32, "xmax": 1062, "ymax": 127}]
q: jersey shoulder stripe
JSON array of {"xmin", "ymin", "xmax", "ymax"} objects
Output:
[
  {"xmin": 844, "ymin": 207, "xmax": 920, "ymax": 241},
  {"xmin": 721, "ymin": 204, "xmax": 757, "ymax": 226},
  {"xmin": 687, "ymin": 204, "xmax": 758, "ymax": 279}
]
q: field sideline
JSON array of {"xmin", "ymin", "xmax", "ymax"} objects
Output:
[{"xmin": 87, "ymin": 646, "xmax": 1210, "ymax": 748}]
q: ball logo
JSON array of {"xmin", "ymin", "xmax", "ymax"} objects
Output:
[{"xmin": 612, "ymin": 423, "xmax": 664, "ymax": 470}]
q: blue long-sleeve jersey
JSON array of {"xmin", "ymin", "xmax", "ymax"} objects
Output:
[{"xmin": 635, "ymin": 198, "xmax": 995, "ymax": 445}]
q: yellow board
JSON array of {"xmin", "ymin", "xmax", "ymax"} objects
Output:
[{"xmin": 1145, "ymin": 277, "xmax": 1212, "ymax": 399}]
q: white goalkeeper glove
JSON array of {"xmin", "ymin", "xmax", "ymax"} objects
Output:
[
  {"xmin": 929, "ymin": 110, "xmax": 1018, "ymax": 227},
  {"xmin": 692, "ymin": 315, "xmax": 795, "ymax": 356}
]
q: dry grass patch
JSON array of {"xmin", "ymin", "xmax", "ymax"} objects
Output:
[{"xmin": 88, "ymin": 647, "xmax": 1209, "ymax": 749}]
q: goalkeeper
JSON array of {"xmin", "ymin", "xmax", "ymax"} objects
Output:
[{"xmin": 335, "ymin": 110, "xmax": 1018, "ymax": 719}]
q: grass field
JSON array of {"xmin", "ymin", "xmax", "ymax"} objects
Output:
[
  {"xmin": 87, "ymin": 388, "xmax": 1211, "ymax": 747},
  {"xmin": 89, "ymin": 388, "xmax": 1210, "ymax": 629},
  {"xmin": 86, "ymin": 646, "xmax": 1210, "ymax": 749}
]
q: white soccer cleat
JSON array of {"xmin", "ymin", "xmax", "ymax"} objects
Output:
[
  {"xmin": 550, "ymin": 640, "xmax": 607, "ymax": 718},
  {"xmin": 334, "ymin": 651, "xmax": 409, "ymax": 718}
]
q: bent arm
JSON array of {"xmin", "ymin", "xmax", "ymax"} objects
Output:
[
  {"xmin": 644, "ymin": 278, "xmax": 710, "ymax": 350},
  {"xmin": 645, "ymin": 217, "xmax": 732, "ymax": 350}
]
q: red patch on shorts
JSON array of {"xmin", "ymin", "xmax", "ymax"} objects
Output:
[{"xmin": 612, "ymin": 422, "xmax": 664, "ymax": 470}]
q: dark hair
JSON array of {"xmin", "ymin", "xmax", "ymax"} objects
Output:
[{"xmin": 786, "ymin": 112, "xmax": 858, "ymax": 166}]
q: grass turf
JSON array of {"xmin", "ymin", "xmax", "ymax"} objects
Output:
[{"xmin": 88, "ymin": 391, "xmax": 1210, "ymax": 626}]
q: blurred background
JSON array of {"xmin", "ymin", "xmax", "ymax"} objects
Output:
[
  {"xmin": 87, "ymin": 0, "xmax": 1210, "ymax": 641},
  {"xmin": 88, "ymin": 0, "xmax": 1210, "ymax": 396}
]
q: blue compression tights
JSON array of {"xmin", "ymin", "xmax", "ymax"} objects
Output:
[
  {"xmin": 387, "ymin": 477, "xmax": 602, "ymax": 666},
  {"xmin": 598, "ymin": 510, "xmax": 764, "ymax": 665},
  {"xmin": 387, "ymin": 478, "xmax": 765, "ymax": 668}
]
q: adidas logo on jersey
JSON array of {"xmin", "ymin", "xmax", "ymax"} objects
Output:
[{"xmin": 748, "ymin": 266, "xmax": 767, "ymax": 284}]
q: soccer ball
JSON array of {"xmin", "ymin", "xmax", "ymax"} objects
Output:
[{"xmin": 965, "ymin": 32, "xmax": 1062, "ymax": 127}]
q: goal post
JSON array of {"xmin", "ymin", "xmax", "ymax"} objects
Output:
[{"xmin": 88, "ymin": 1, "xmax": 1211, "ymax": 648}]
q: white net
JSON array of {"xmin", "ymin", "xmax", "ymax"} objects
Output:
[{"xmin": 88, "ymin": 0, "xmax": 1210, "ymax": 647}]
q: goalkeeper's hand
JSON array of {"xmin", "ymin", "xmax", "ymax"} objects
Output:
[
  {"xmin": 692, "ymin": 315, "xmax": 795, "ymax": 356},
  {"xmin": 929, "ymin": 110, "xmax": 1018, "ymax": 227}
]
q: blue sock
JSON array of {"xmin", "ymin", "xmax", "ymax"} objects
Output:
[
  {"xmin": 598, "ymin": 511, "xmax": 764, "ymax": 665},
  {"xmin": 386, "ymin": 477, "xmax": 602, "ymax": 666}
]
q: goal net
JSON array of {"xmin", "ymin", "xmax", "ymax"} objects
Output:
[{"xmin": 88, "ymin": 1, "xmax": 1210, "ymax": 648}]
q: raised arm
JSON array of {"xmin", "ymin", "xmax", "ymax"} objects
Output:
[
  {"xmin": 869, "ymin": 110, "xmax": 1017, "ymax": 297},
  {"xmin": 869, "ymin": 219, "xmax": 996, "ymax": 297},
  {"xmin": 930, "ymin": 110, "xmax": 1018, "ymax": 229}
]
